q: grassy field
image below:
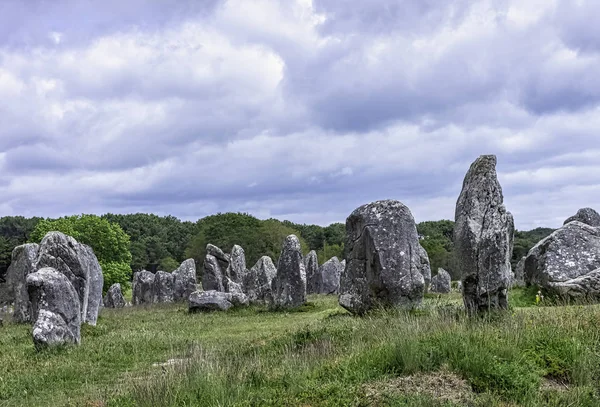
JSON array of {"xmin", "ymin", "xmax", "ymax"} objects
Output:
[{"xmin": 1, "ymin": 290, "xmax": 599, "ymax": 406}]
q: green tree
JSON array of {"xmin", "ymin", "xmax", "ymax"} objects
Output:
[
  {"xmin": 159, "ymin": 257, "xmax": 180, "ymax": 272},
  {"xmin": 30, "ymin": 215, "xmax": 132, "ymax": 292}
]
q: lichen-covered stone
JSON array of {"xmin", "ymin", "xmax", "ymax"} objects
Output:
[
  {"xmin": 132, "ymin": 271, "xmax": 155, "ymax": 305},
  {"xmin": 418, "ymin": 244, "xmax": 432, "ymax": 293},
  {"xmin": 454, "ymin": 155, "xmax": 514, "ymax": 313},
  {"xmin": 339, "ymin": 200, "xmax": 426, "ymax": 315},
  {"xmin": 188, "ymin": 290, "xmax": 233, "ymax": 312},
  {"xmin": 26, "ymin": 268, "xmax": 81, "ymax": 348},
  {"xmin": 244, "ymin": 256, "xmax": 277, "ymax": 304},
  {"xmin": 271, "ymin": 235, "xmax": 307, "ymax": 309},
  {"xmin": 103, "ymin": 283, "xmax": 125, "ymax": 308},
  {"xmin": 564, "ymin": 208, "xmax": 600, "ymax": 227},
  {"xmin": 153, "ymin": 271, "xmax": 174, "ymax": 303},
  {"xmin": 225, "ymin": 245, "xmax": 247, "ymax": 290},
  {"xmin": 6, "ymin": 244, "xmax": 39, "ymax": 322},
  {"xmin": 172, "ymin": 259, "xmax": 197, "ymax": 301},
  {"xmin": 203, "ymin": 254, "xmax": 224, "ymax": 292},
  {"xmin": 304, "ymin": 250, "xmax": 319, "ymax": 294},
  {"xmin": 35, "ymin": 232, "xmax": 103, "ymax": 325},
  {"xmin": 512, "ymin": 257, "xmax": 526, "ymax": 288},
  {"xmin": 318, "ymin": 257, "xmax": 342, "ymax": 295},
  {"xmin": 430, "ymin": 268, "xmax": 451, "ymax": 293}
]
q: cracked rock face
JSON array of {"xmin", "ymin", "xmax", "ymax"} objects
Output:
[
  {"xmin": 34, "ymin": 232, "xmax": 103, "ymax": 325},
  {"xmin": 339, "ymin": 200, "xmax": 426, "ymax": 315},
  {"xmin": 132, "ymin": 271, "xmax": 155, "ymax": 305},
  {"xmin": 203, "ymin": 254, "xmax": 225, "ymax": 292},
  {"xmin": 524, "ymin": 221, "xmax": 600, "ymax": 300},
  {"xmin": 304, "ymin": 250, "xmax": 319, "ymax": 294},
  {"xmin": 26, "ymin": 267, "xmax": 81, "ymax": 348},
  {"xmin": 6, "ymin": 243, "xmax": 39, "ymax": 322},
  {"xmin": 317, "ymin": 257, "xmax": 343, "ymax": 295},
  {"xmin": 430, "ymin": 268, "xmax": 451, "ymax": 293},
  {"xmin": 104, "ymin": 283, "xmax": 125, "ymax": 308},
  {"xmin": 244, "ymin": 256, "xmax": 277, "ymax": 304},
  {"xmin": 454, "ymin": 155, "xmax": 514, "ymax": 313},
  {"xmin": 153, "ymin": 271, "xmax": 175, "ymax": 303},
  {"xmin": 225, "ymin": 245, "xmax": 248, "ymax": 290},
  {"xmin": 564, "ymin": 208, "xmax": 600, "ymax": 227},
  {"xmin": 271, "ymin": 235, "xmax": 307, "ymax": 309},
  {"xmin": 172, "ymin": 259, "xmax": 197, "ymax": 301}
]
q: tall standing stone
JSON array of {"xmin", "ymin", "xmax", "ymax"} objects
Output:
[
  {"xmin": 564, "ymin": 208, "xmax": 600, "ymax": 227},
  {"xmin": 418, "ymin": 244, "xmax": 432, "ymax": 292},
  {"xmin": 206, "ymin": 244, "xmax": 230, "ymax": 271},
  {"xmin": 318, "ymin": 257, "xmax": 342, "ymax": 294},
  {"xmin": 304, "ymin": 250, "xmax": 319, "ymax": 294},
  {"xmin": 6, "ymin": 244, "xmax": 39, "ymax": 322},
  {"xmin": 203, "ymin": 255, "xmax": 225, "ymax": 292},
  {"xmin": 172, "ymin": 259, "xmax": 197, "ymax": 301},
  {"xmin": 271, "ymin": 235, "xmax": 307, "ymax": 309},
  {"xmin": 244, "ymin": 256, "xmax": 277, "ymax": 304},
  {"xmin": 153, "ymin": 270, "xmax": 175, "ymax": 303},
  {"xmin": 430, "ymin": 268, "xmax": 451, "ymax": 293},
  {"xmin": 132, "ymin": 271, "xmax": 155, "ymax": 305},
  {"xmin": 104, "ymin": 283, "xmax": 126, "ymax": 308},
  {"xmin": 27, "ymin": 267, "xmax": 81, "ymax": 348},
  {"xmin": 225, "ymin": 245, "xmax": 247, "ymax": 290},
  {"xmin": 339, "ymin": 200, "xmax": 426, "ymax": 315},
  {"xmin": 454, "ymin": 155, "xmax": 514, "ymax": 313},
  {"xmin": 35, "ymin": 232, "xmax": 104, "ymax": 325}
]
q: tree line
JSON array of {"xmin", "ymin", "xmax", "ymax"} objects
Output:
[{"xmin": 0, "ymin": 213, "xmax": 552, "ymax": 291}]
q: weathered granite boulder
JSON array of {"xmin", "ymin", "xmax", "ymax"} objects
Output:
[
  {"xmin": 418, "ymin": 244, "xmax": 432, "ymax": 292},
  {"xmin": 206, "ymin": 244, "xmax": 230, "ymax": 271},
  {"xmin": 304, "ymin": 250, "xmax": 319, "ymax": 294},
  {"xmin": 203, "ymin": 254, "xmax": 224, "ymax": 292},
  {"xmin": 35, "ymin": 232, "xmax": 104, "ymax": 325},
  {"xmin": 153, "ymin": 271, "xmax": 174, "ymax": 303},
  {"xmin": 225, "ymin": 245, "xmax": 247, "ymax": 290},
  {"xmin": 172, "ymin": 259, "xmax": 197, "ymax": 302},
  {"xmin": 524, "ymin": 221, "xmax": 600, "ymax": 299},
  {"xmin": 318, "ymin": 257, "xmax": 342, "ymax": 294},
  {"xmin": 132, "ymin": 271, "xmax": 155, "ymax": 305},
  {"xmin": 512, "ymin": 257, "xmax": 526, "ymax": 288},
  {"xmin": 547, "ymin": 269, "xmax": 600, "ymax": 300},
  {"xmin": 340, "ymin": 259, "xmax": 346, "ymax": 269},
  {"xmin": 339, "ymin": 200, "xmax": 426, "ymax": 315},
  {"xmin": 564, "ymin": 208, "xmax": 600, "ymax": 227},
  {"xmin": 26, "ymin": 268, "xmax": 81, "ymax": 348},
  {"xmin": 188, "ymin": 290, "xmax": 233, "ymax": 312},
  {"xmin": 104, "ymin": 283, "xmax": 125, "ymax": 308},
  {"xmin": 271, "ymin": 235, "xmax": 307, "ymax": 309},
  {"xmin": 430, "ymin": 268, "xmax": 452, "ymax": 293},
  {"xmin": 224, "ymin": 278, "xmax": 249, "ymax": 306},
  {"xmin": 454, "ymin": 155, "xmax": 514, "ymax": 313},
  {"xmin": 244, "ymin": 256, "xmax": 277, "ymax": 304},
  {"xmin": 6, "ymin": 244, "xmax": 39, "ymax": 322}
]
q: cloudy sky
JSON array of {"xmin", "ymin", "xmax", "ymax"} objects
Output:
[{"xmin": 0, "ymin": 0, "xmax": 599, "ymax": 229}]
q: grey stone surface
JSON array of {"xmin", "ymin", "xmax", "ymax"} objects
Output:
[
  {"xmin": 172, "ymin": 259, "xmax": 197, "ymax": 302},
  {"xmin": 206, "ymin": 244, "xmax": 230, "ymax": 271},
  {"xmin": 546, "ymin": 268, "xmax": 600, "ymax": 300},
  {"xmin": 418, "ymin": 244, "xmax": 432, "ymax": 293},
  {"xmin": 524, "ymin": 221, "xmax": 600, "ymax": 299},
  {"xmin": 225, "ymin": 245, "xmax": 247, "ymax": 289},
  {"xmin": 153, "ymin": 270, "xmax": 174, "ymax": 303},
  {"xmin": 35, "ymin": 232, "xmax": 103, "ymax": 325},
  {"xmin": 564, "ymin": 208, "xmax": 600, "ymax": 227},
  {"xmin": 318, "ymin": 257, "xmax": 342, "ymax": 294},
  {"xmin": 244, "ymin": 256, "xmax": 277, "ymax": 304},
  {"xmin": 6, "ymin": 243, "xmax": 39, "ymax": 322},
  {"xmin": 271, "ymin": 235, "xmax": 307, "ymax": 309},
  {"xmin": 430, "ymin": 268, "xmax": 452, "ymax": 293},
  {"xmin": 188, "ymin": 290, "xmax": 234, "ymax": 312},
  {"xmin": 26, "ymin": 267, "xmax": 81, "ymax": 348},
  {"xmin": 512, "ymin": 257, "xmax": 526, "ymax": 288},
  {"xmin": 132, "ymin": 271, "xmax": 155, "ymax": 305},
  {"xmin": 454, "ymin": 155, "xmax": 514, "ymax": 313},
  {"xmin": 203, "ymin": 254, "xmax": 224, "ymax": 292},
  {"xmin": 339, "ymin": 200, "xmax": 426, "ymax": 315},
  {"xmin": 304, "ymin": 250, "xmax": 319, "ymax": 294},
  {"xmin": 103, "ymin": 283, "xmax": 125, "ymax": 308}
]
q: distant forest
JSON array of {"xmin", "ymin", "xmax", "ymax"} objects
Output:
[{"xmin": 0, "ymin": 213, "xmax": 554, "ymax": 283}]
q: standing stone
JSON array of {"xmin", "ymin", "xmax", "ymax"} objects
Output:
[
  {"xmin": 524, "ymin": 221, "xmax": 600, "ymax": 299},
  {"xmin": 26, "ymin": 268, "xmax": 81, "ymax": 348},
  {"xmin": 172, "ymin": 259, "xmax": 197, "ymax": 301},
  {"xmin": 35, "ymin": 232, "xmax": 104, "ymax": 325},
  {"xmin": 564, "ymin": 208, "xmax": 600, "ymax": 227},
  {"xmin": 454, "ymin": 155, "xmax": 514, "ymax": 313},
  {"xmin": 271, "ymin": 235, "xmax": 307, "ymax": 309},
  {"xmin": 340, "ymin": 259, "xmax": 346, "ymax": 269},
  {"xmin": 512, "ymin": 257, "xmax": 526, "ymax": 288},
  {"xmin": 418, "ymin": 244, "xmax": 432, "ymax": 292},
  {"xmin": 244, "ymin": 256, "xmax": 277, "ymax": 304},
  {"xmin": 430, "ymin": 268, "xmax": 452, "ymax": 293},
  {"xmin": 304, "ymin": 250, "xmax": 319, "ymax": 294},
  {"xmin": 339, "ymin": 200, "xmax": 426, "ymax": 315},
  {"xmin": 206, "ymin": 244, "xmax": 230, "ymax": 271},
  {"xmin": 153, "ymin": 271, "xmax": 174, "ymax": 303},
  {"xmin": 318, "ymin": 257, "xmax": 342, "ymax": 294},
  {"xmin": 132, "ymin": 271, "xmax": 155, "ymax": 305},
  {"xmin": 225, "ymin": 245, "xmax": 247, "ymax": 290},
  {"xmin": 104, "ymin": 283, "xmax": 126, "ymax": 308},
  {"xmin": 203, "ymin": 255, "xmax": 224, "ymax": 292},
  {"xmin": 6, "ymin": 244, "xmax": 39, "ymax": 323}
]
